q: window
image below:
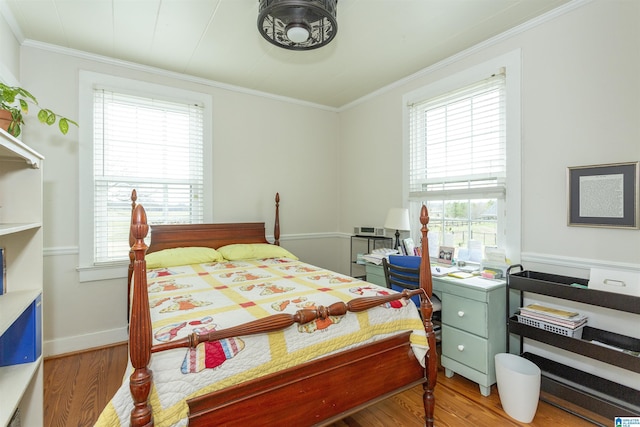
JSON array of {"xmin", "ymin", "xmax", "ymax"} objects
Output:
[
  {"xmin": 93, "ymin": 90, "xmax": 205, "ymax": 263},
  {"xmin": 79, "ymin": 72, "xmax": 212, "ymax": 281},
  {"xmin": 403, "ymin": 52, "xmax": 521, "ymax": 263}
]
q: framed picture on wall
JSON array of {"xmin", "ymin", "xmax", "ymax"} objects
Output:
[{"xmin": 567, "ymin": 161, "xmax": 639, "ymax": 229}]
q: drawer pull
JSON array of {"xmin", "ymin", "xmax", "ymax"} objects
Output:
[
  {"xmin": 457, "ymin": 310, "xmax": 465, "ymax": 317},
  {"xmin": 457, "ymin": 345, "xmax": 465, "ymax": 352}
]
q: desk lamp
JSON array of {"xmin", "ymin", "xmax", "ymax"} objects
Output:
[{"xmin": 384, "ymin": 208, "xmax": 411, "ymax": 252}]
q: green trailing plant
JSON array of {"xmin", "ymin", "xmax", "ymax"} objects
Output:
[{"xmin": 0, "ymin": 83, "xmax": 78, "ymax": 137}]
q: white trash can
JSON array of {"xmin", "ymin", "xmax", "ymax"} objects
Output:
[{"xmin": 495, "ymin": 353, "xmax": 541, "ymax": 423}]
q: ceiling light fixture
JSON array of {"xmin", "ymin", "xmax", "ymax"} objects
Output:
[{"xmin": 258, "ymin": 0, "xmax": 338, "ymax": 51}]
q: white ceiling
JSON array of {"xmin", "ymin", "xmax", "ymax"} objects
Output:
[{"xmin": 2, "ymin": 0, "xmax": 571, "ymax": 108}]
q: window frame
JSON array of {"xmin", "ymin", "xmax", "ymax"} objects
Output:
[
  {"xmin": 402, "ymin": 50, "xmax": 521, "ymax": 262},
  {"xmin": 78, "ymin": 71, "xmax": 213, "ymax": 282}
]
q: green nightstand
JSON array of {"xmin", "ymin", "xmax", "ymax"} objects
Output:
[
  {"xmin": 365, "ymin": 263, "xmax": 387, "ymax": 286},
  {"xmin": 365, "ymin": 263, "xmax": 506, "ymax": 396}
]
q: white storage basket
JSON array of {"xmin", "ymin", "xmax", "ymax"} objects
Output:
[{"xmin": 516, "ymin": 314, "xmax": 584, "ymax": 339}]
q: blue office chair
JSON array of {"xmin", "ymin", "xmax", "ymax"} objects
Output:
[{"xmin": 382, "ymin": 255, "xmax": 441, "ymax": 336}]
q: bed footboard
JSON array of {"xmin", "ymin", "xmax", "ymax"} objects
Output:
[{"xmin": 188, "ymin": 332, "xmax": 423, "ymax": 426}]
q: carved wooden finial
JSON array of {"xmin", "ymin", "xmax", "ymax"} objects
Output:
[{"xmin": 420, "ymin": 204, "xmax": 429, "ymax": 228}]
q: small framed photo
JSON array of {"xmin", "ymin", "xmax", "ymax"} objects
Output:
[
  {"xmin": 438, "ymin": 246, "xmax": 455, "ymax": 264},
  {"xmin": 567, "ymin": 161, "xmax": 639, "ymax": 229}
]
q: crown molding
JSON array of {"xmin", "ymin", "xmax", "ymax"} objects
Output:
[{"xmin": 20, "ymin": 38, "xmax": 339, "ymax": 113}]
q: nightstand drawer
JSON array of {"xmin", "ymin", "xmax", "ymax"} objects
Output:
[
  {"xmin": 441, "ymin": 325, "xmax": 489, "ymax": 374},
  {"xmin": 442, "ymin": 293, "xmax": 487, "ymax": 337},
  {"xmin": 365, "ymin": 263, "xmax": 386, "ymax": 287}
]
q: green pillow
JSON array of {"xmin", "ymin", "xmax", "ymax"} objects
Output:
[
  {"xmin": 217, "ymin": 243, "xmax": 298, "ymax": 261},
  {"xmin": 145, "ymin": 247, "xmax": 224, "ymax": 268}
]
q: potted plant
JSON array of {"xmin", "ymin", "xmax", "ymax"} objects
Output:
[{"xmin": 0, "ymin": 83, "xmax": 78, "ymax": 137}]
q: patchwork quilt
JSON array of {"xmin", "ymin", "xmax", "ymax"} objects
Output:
[{"xmin": 96, "ymin": 257, "xmax": 428, "ymax": 427}]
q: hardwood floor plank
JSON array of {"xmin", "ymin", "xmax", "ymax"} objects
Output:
[
  {"xmin": 44, "ymin": 344, "xmax": 128, "ymax": 427},
  {"xmin": 44, "ymin": 343, "xmax": 605, "ymax": 426}
]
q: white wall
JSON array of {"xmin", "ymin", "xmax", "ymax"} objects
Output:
[
  {"xmin": 340, "ymin": 0, "xmax": 639, "ymax": 267},
  {"xmin": 0, "ymin": 9, "xmax": 20, "ymax": 84},
  {"xmin": 14, "ymin": 46, "xmax": 341, "ymax": 355},
  {"xmin": 339, "ymin": 0, "xmax": 639, "ymax": 389}
]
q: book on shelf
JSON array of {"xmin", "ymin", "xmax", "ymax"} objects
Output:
[
  {"xmin": 521, "ymin": 303, "xmax": 580, "ymax": 319},
  {"xmin": 519, "ymin": 310, "xmax": 587, "ymax": 329},
  {"xmin": 519, "ymin": 304, "xmax": 588, "ymax": 329},
  {"xmin": 402, "ymin": 238, "xmax": 415, "ymax": 257},
  {"xmin": 0, "ymin": 247, "xmax": 5, "ymax": 295}
]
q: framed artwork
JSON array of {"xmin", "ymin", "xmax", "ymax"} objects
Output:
[
  {"xmin": 438, "ymin": 246, "xmax": 455, "ymax": 264},
  {"xmin": 567, "ymin": 161, "xmax": 639, "ymax": 229}
]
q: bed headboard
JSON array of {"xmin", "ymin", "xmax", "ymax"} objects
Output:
[
  {"xmin": 147, "ymin": 222, "xmax": 270, "ymax": 254},
  {"xmin": 129, "ymin": 190, "xmax": 280, "ymax": 254}
]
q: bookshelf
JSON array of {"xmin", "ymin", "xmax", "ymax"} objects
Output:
[{"xmin": 0, "ymin": 128, "xmax": 44, "ymax": 427}]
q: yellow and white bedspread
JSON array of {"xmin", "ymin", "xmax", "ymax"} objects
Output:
[{"xmin": 97, "ymin": 257, "xmax": 427, "ymax": 427}]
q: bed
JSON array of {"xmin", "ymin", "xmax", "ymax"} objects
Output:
[{"xmin": 98, "ymin": 192, "xmax": 438, "ymax": 427}]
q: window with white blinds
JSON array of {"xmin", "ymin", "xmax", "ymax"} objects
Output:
[
  {"xmin": 408, "ymin": 73, "xmax": 506, "ymax": 200},
  {"xmin": 93, "ymin": 89, "xmax": 205, "ymax": 264},
  {"xmin": 407, "ymin": 72, "xmax": 507, "ymax": 260}
]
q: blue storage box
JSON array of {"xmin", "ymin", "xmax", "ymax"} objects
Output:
[{"xmin": 0, "ymin": 294, "xmax": 42, "ymax": 366}]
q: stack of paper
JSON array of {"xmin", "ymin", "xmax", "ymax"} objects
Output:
[
  {"xmin": 431, "ymin": 265, "xmax": 458, "ymax": 277},
  {"xmin": 448, "ymin": 271, "xmax": 474, "ymax": 279},
  {"xmin": 362, "ymin": 248, "xmax": 398, "ymax": 265},
  {"xmin": 519, "ymin": 304, "xmax": 588, "ymax": 329}
]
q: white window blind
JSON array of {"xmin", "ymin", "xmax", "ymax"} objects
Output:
[
  {"xmin": 409, "ymin": 72, "xmax": 506, "ymax": 201},
  {"xmin": 93, "ymin": 89, "xmax": 205, "ymax": 263}
]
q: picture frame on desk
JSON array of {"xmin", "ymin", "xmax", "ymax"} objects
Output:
[
  {"xmin": 567, "ymin": 161, "xmax": 639, "ymax": 229},
  {"xmin": 438, "ymin": 246, "xmax": 455, "ymax": 264}
]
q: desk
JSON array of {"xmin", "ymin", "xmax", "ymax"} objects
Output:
[{"xmin": 365, "ymin": 263, "xmax": 506, "ymax": 396}]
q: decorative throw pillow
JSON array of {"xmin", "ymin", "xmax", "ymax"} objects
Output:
[
  {"xmin": 145, "ymin": 247, "xmax": 224, "ymax": 268},
  {"xmin": 217, "ymin": 243, "xmax": 298, "ymax": 261}
]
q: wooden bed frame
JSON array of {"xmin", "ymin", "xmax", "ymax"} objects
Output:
[{"xmin": 127, "ymin": 191, "xmax": 438, "ymax": 426}]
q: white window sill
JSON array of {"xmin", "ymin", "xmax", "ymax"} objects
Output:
[{"xmin": 77, "ymin": 262, "xmax": 128, "ymax": 283}]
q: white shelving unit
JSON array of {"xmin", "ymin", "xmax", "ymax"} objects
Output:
[{"xmin": 0, "ymin": 128, "xmax": 44, "ymax": 427}]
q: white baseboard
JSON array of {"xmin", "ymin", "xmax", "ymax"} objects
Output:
[{"xmin": 44, "ymin": 327, "xmax": 128, "ymax": 357}]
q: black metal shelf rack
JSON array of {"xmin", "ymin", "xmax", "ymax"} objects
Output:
[{"xmin": 506, "ymin": 265, "xmax": 640, "ymax": 422}]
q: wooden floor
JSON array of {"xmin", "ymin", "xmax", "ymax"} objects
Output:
[{"xmin": 44, "ymin": 343, "xmax": 609, "ymax": 427}]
